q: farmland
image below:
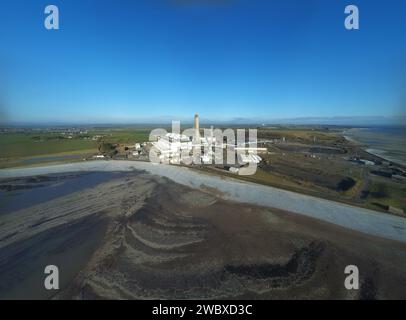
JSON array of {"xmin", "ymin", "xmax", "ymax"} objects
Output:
[{"xmin": 0, "ymin": 127, "xmax": 150, "ymax": 168}]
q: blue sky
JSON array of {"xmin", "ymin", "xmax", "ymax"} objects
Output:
[{"xmin": 0, "ymin": 0, "xmax": 405, "ymax": 124}]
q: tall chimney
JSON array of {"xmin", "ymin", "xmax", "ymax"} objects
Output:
[{"xmin": 194, "ymin": 113, "xmax": 200, "ymax": 142}]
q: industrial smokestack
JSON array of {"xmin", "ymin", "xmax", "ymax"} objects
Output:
[{"xmin": 194, "ymin": 113, "xmax": 200, "ymax": 142}]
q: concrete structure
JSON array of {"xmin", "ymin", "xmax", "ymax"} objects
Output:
[
  {"xmin": 389, "ymin": 206, "xmax": 404, "ymax": 216},
  {"xmin": 151, "ymin": 113, "xmax": 262, "ymax": 167},
  {"xmin": 360, "ymin": 159, "xmax": 375, "ymax": 166},
  {"xmin": 238, "ymin": 154, "xmax": 262, "ymax": 165},
  {"xmin": 194, "ymin": 113, "xmax": 200, "ymax": 143},
  {"xmin": 229, "ymin": 167, "xmax": 240, "ymax": 174},
  {"xmin": 152, "ymin": 114, "xmax": 220, "ymax": 164},
  {"xmin": 153, "ymin": 133, "xmax": 193, "ymax": 163}
]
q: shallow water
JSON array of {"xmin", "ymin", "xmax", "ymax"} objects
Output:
[
  {"xmin": 343, "ymin": 126, "xmax": 406, "ymax": 166},
  {"xmin": 0, "ymin": 171, "xmax": 125, "ymax": 215},
  {"xmin": 0, "ymin": 213, "xmax": 108, "ymax": 299}
]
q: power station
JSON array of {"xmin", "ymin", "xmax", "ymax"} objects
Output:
[{"xmin": 152, "ymin": 113, "xmax": 262, "ymax": 167}]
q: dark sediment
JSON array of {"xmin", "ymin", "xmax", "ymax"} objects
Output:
[{"xmin": 1, "ymin": 172, "xmax": 406, "ymax": 299}]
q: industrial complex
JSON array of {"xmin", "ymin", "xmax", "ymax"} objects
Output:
[{"xmin": 150, "ymin": 114, "xmax": 266, "ymax": 172}]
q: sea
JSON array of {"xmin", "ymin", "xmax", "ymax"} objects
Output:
[{"xmin": 343, "ymin": 126, "xmax": 406, "ymax": 166}]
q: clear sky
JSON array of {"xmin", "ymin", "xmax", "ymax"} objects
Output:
[{"xmin": 0, "ymin": 0, "xmax": 405, "ymax": 124}]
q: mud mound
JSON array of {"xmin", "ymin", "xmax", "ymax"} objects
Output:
[
  {"xmin": 2, "ymin": 171, "xmax": 406, "ymax": 299},
  {"xmin": 224, "ymin": 242, "xmax": 324, "ymax": 285},
  {"xmin": 177, "ymin": 190, "xmax": 217, "ymax": 208},
  {"xmin": 62, "ymin": 177, "xmax": 406, "ymax": 300}
]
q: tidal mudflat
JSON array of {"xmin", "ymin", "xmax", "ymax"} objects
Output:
[
  {"xmin": 1, "ymin": 169, "xmax": 406, "ymax": 299},
  {"xmin": 1, "ymin": 161, "xmax": 406, "ymax": 243}
]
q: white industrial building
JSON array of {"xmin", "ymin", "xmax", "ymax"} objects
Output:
[
  {"xmin": 237, "ymin": 153, "xmax": 262, "ymax": 164},
  {"xmin": 153, "ymin": 132, "xmax": 194, "ymax": 163},
  {"xmin": 152, "ymin": 113, "xmax": 263, "ymax": 167},
  {"xmin": 152, "ymin": 114, "xmax": 217, "ymax": 164}
]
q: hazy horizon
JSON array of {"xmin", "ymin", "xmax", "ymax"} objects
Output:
[{"xmin": 1, "ymin": 115, "xmax": 405, "ymax": 127}]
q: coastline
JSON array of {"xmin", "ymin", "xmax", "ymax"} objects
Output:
[
  {"xmin": 342, "ymin": 128, "xmax": 406, "ymax": 167},
  {"xmin": 1, "ymin": 160, "xmax": 406, "ymax": 243},
  {"xmin": 365, "ymin": 148, "xmax": 406, "ymax": 167}
]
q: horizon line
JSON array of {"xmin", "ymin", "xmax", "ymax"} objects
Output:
[{"xmin": 1, "ymin": 115, "xmax": 405, "ymax": 127}]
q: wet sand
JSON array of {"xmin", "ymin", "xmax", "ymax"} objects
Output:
[
  {"xmin": 1, "ymin": 171, "xmax": 406, "ymax": 299},
  {"xmin": 1, "ymin": 161, "xmax": 405, "ymax": 243},
  {"xmin": 343, "ymin": 127, "xmax": 406, "ymax": 167},
  {"xmin": 0, "ymin": 171, "xmax": 126, "ymax": 214}
]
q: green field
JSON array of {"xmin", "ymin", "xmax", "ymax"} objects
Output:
[
  {"xmin": 364, "ymin": 177, "xmax": 406, "ymax": 212},
  {"xmin": 88, "ymin": 128, "xmax": 150, "ymax": 144},
  {"xmin": 0, "ymin": 128, "xmax": 151, "ymax": 168},
  {"xmin": 0, "ymin": 133, "xmax": 97, "ymax": 159},
  {"xmin": 258, "ymin": 128, "xmax": 345, "ymax": 144}
]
